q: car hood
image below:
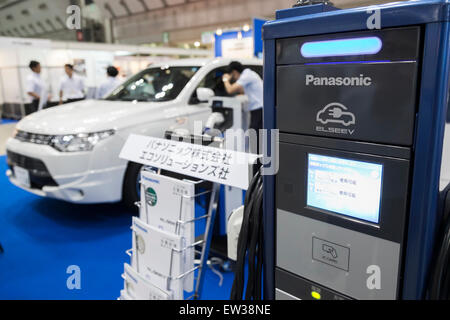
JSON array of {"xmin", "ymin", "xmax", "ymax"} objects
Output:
[{"xmin": 17, "ymin": 99, "xmax": 178, "ymax": 135}]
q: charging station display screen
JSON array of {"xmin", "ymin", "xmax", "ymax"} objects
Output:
[{"xmin": 307, "ymin": 154, "xmax": 383, "ymax": 223}]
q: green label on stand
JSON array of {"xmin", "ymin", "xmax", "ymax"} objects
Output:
[{"xmin": 145, "ymin": 187, "xmax": 157, "ymax": 207}]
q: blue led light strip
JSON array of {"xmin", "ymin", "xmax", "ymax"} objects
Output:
[
  {"xmin": 304, "ymin": 60, "xmax": 389, "ymax": 65},
  {"xmin": 303, "ymin": 60, "xmax": 416, "ymax": 66},
  {"xmin": 301, "ymin": 37, "xmax": 383, "ymax": 58}
]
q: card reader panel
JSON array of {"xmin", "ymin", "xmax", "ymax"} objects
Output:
[{"xmin": 276, "ymin": 209, "xmax": 401, "ymax": 300}]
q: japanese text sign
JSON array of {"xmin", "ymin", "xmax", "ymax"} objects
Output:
[{"xmin": 119, "ymin": 134, "xmax": 259, "ymax": 190}]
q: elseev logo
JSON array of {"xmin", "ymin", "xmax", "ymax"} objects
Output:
[
  {"xmin": 316, "ymin": 102, "xmax": 356, "ymax": 127},
  {"xmin": 306, "ymin": 74, "xmax": 372, "ymax": 87},
  {"xmin": 315, "ymin": 102, "xmax": 356, "ymax": 136}
]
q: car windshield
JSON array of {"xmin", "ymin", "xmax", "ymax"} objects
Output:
[{"xmin": 105, "ymin": 66, "xmax": 200, "ymax": 102}]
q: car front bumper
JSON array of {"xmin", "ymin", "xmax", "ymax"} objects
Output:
[{"xmin": 5, "ymin": 138, "xmax": 126, "ymax": 204}]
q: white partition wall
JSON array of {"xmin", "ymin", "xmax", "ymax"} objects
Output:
[{"xmin": 0, "ymin": 36, "xmax": 212, "ymax": 119}]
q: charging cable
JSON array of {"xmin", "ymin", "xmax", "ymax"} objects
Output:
[
  {"xmin": 428, "ymin": 185, "xmax": 450, "ymax": 299},
  {"xmin": 204, "ymin": 112, "xmax": 225, "ymax": 137},
  {"xmin": 230, "ymin": 169, "xmax": 264, "ymax": 300}
]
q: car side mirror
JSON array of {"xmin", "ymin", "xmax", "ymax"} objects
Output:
[{"xmin": 196, "ymin": 87, "xmax": 215, "ymax": 103}]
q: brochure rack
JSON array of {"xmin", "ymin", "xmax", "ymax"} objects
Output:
[
  {"xmin": 129, "ymin": 177, "xmax": 219, "ymax": 300},
  {"xmin": 123, "ymin": 132, "xmax": 224, "ymax": 300}
]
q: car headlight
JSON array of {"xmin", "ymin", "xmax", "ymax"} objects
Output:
[{"xmin": 51, "ymin": 130, "xmax": 115, "ymax": 152}]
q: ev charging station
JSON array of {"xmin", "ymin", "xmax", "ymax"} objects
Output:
[
  {"xmin": 262, "ymin": 1, "xmax": 450, "ymax": 300},
  {"xmin": 205, "ymin": 95, "xmax": 251, "ymax": 236}
]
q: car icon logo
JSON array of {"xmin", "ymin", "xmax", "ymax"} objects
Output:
[{"xmin": 316, "ymin": 102, "xmax": 356, "ymax": 127}]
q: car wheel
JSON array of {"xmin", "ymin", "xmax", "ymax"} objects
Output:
[{"xmin": 122, "ymin": 162, "xmax": 143, "ymax": 211}]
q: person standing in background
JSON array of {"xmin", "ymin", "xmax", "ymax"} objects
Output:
[
  {"xmin": 26, "ymin": 61, "xmax": 50, "ymax": 112},
  {"xmin": 59, "ymin": 64, "xmax": 85, "ymax": 105},
  {"xmin": 95, "ymin": 66, "xmax": 122, "ymax": 99}
]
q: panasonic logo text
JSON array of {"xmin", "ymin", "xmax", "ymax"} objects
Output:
[{"xmin": 306, "ymin": 74, "xmax": 372, "ymax": 87}]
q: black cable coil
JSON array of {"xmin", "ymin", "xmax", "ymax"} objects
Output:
[
  {"xmin": 428, "ymin": 185, "xmax": 450, "ymax": 300},
  {"xmin": 428, "ymin": 210, "xmax": 450, "ymax": 299},
  {"xmin": 230, "ymin": 169, "xmax": 264, "ymax": 300}
]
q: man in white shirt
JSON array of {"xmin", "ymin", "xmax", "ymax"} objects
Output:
[
  {"xmin": 222, "ymin": 61, "xmax": 264, "ymax": 131},
  {"xmin": 26, "ymin": 61, "xmax": 50, "ymax": 112},
  {"xmin": 96, "ymin": 66, "xmax": 122, "ymax": 99},
  {"xmin": 59, "ymin": 64, "xmax": 85, "ymax": 105}
]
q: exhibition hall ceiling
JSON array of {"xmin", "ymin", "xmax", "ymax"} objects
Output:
[
  {"xmin": 94, "ymin": 0, "xmax": 404, "ymax": 18},
  {"xmin": 0, "ymin": 0, "xmax": 407, "ymax": 44},
  {"xmin": 0, "ymin": 0, "xmax": 21, "ymax": 9},
  {"xmin": 0, "ymin": 0, "xmax": 74, "ymax": 40},
  {"xmin": 93, "ymin": 0, "xmax": 199, "ymax": 18}
]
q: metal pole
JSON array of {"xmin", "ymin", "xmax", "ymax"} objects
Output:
[{"xmin": 194, "ymin": 182, "xmax": 220, "ymax": 299}]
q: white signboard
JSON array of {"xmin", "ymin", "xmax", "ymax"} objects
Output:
[
  {"xmin": 0, "ymin": 37, "xmax": 51, "ymax": 49},
  {"xmin": 119, "ymin": 134, "xmax": 258, "ymax": 190},
  {"xmin": 221, "ymin": 37, "xmax": 254, "ymax": 59}
]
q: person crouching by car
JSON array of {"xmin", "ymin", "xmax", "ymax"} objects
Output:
[
  {"xmin": 222, "ymin": 61, "xmax": 263, "ymax": 153},
  {"xmin": 222, "ymin": 61, "xmax": 263, "ymax": 132},
  {"xmin": 59, "ymin": 64, "xmax": 85, "ymax": 105}
]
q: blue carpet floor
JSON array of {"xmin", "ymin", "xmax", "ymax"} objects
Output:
[
  {"xmin": 0, "ymin": 155, "xmax": 233, "ymax": 300},
  {"xmin": 0, "ymin": 119, "xmax": 18, "ymax": 125}
]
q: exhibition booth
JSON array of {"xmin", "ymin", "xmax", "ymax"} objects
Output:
[
  {"xmin": 0, "ymin": 37, "xmax": 212, "ymax": 119},
  {"xmin": 1, "ymin": 0, "xmax": 450, "ymax": 304}
]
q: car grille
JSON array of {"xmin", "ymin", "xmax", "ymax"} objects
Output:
[
  {"xmin": 6, "ymin": 150, "xmax": 58, "ymax": 189},
  {"xmin": 14, "ymin": 130, "xmax": 53, "ymax": 145}
]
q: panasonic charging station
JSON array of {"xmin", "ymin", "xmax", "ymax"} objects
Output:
[{"xmin": 262, "ymin": 1, "xmax": 450, "ymax": 300}]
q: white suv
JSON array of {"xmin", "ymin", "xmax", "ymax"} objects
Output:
[{"xmin": 5, "ymin": 58, "xmax": 263, "ymax": 207}]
